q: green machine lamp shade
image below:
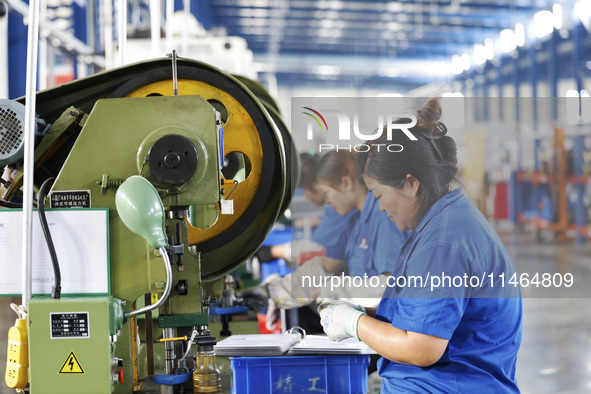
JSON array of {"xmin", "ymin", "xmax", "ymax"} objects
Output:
[
  {"xmin": 115, "ymin": 175, "xmax": 168, "ymax": 249},
  {"xmin": 115, "ymin": 175, "xmax": 172, "ymax": 320}
]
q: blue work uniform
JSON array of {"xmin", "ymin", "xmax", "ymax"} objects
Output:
[
  {"xmin": 325, "ymin": 193, "xmax": 408, "ymax": 277},
  {"xmin": 376, "ymin": 188, "xmax": 522, "ymax": 393},
  {"xmin": 311, "ymin": 205, "xmax": 357, "ymax": 250}
]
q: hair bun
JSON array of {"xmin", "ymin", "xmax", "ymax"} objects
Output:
[{"xmin": 416, "ymin": 98, "xmax": 442, "ymax": 130}]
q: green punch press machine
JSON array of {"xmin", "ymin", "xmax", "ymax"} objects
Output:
[{"xmin": 0, "ymin": 56, "xmax": 295, "ymax": 393}]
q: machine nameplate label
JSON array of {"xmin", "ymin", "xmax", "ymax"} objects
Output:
[
  {"xmin": 58, "ymin": 351, "xmax": 85, "ymax": 374},
  {"xmin": 50, "ymin": 312, "xmax": 90, "ymax": 339},
  {"xmin": 49, "ymin": 190, "xmax": 91, "ymax": 208}
]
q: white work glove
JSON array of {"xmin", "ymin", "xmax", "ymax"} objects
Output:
[
  {"xmin": 318, "ymin": 300, "xmax": 367, "ymax": 341},
  {"xmin": 265, "ymin": 256, "xmax": 326, "ymax": 309},
  {"xmin": 266, "ymin": 274, "xmax": 305, "ymax": 309}
]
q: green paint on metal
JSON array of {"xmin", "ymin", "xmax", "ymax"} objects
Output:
[
  {"xmin": 51, "ymin": 96, "xmax": 219, "ymax": 305},
  {"xmin": 112, "ymin": 319, "xmax": 133, "ymax": 394},
  {"xmin": 28, "ymin": 297, "xmax": 116, "ymax": 394},
  {"xmin": 165, "ymin": 219, "xmax": 204, "ymax": 315},
  {"xmin": 109, "ymin": 298, "xmax": 124, "ymax": 336}
]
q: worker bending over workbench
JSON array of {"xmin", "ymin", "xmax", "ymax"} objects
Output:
[{"xmin": 319, "ymin": 98, "xmax": 522, "ymax": 393}]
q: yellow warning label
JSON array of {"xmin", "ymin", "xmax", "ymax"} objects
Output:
[{"xmin": 58, "ymin": 351, "xmax": 85, "ymax": 374}]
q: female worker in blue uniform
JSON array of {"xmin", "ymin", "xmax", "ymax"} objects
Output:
[
  {"xmin": 314, "ymin": 150, "xmax": 408, "ymax": 278},
  {"xmin": 249, "ymin": 153, "xmax": 359, "ymax": 333},
  {"xmin": 296, "ymin": 152, "xmax": 359, "ymax": 258},
  {"xmin": 254, "ymin": 153, "xmax": 357, "ymax": 266},
  {"xmin": 266, "ymin": 150, "xmax": 408, "ymax": 308},
  {"xmin": 319, "ymin": 98, "xmax": 522, "ymax": 393}
]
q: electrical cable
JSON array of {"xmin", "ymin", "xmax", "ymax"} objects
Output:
[
  {"xmin": 0, "ymin": 200, "xmax": 23, "ymax": 208},
  {"xmin": 38, "ymin": 177, "xmax": 61, "ymax": 299}
]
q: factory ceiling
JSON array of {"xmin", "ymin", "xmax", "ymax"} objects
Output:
[{"xmin": 209, "ymin": 0, "xmax": 582, "ymax": 90}]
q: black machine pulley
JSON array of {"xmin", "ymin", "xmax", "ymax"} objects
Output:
[{"xmin": 148, "ymin": 134, "xmax": 198, "ymax": 186}]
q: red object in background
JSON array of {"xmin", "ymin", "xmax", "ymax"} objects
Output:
[
  {"xmin": 297, "ymin": 250, "xmax": 326, "ymax": 265},
  {"xmin": 257, "ymin": 313, "xmax": 280, "ymax": 334},
  {"xmin": 494, "ymin": 182, "xmax": 509, "ymax": 220},
  {"xmin": 54, "ymin": 73, "xmax": 75, "ymax": 85}
]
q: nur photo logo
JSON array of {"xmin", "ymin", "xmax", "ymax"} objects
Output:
[
  {"xmin": 302, "ymin": 106, "xmax": 418, "ymax": 152},
  {"xmin": 302, "ymin": 107, "xmax": 329, "ymax": 133}
]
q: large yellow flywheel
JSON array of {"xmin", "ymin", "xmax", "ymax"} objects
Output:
[
  {"xmin": 124, "ymin": 79, "xmax": 264, "ymax": 245},
  {"xmin": 108, "ymin": 59, "xmax": 290, "ymax": 280}
]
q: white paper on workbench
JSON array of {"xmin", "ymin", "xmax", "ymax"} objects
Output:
[
  {"xmin": 214, "ymin": 334, "xmax": 302, "ymax": 356},
  {"xmin": 288, "ymin": 335, "xmax": 377, "ymax": 355}
]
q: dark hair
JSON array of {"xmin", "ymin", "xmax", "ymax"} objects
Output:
[
  {"xmin": 316, "ymin": 151, "xmax": 365, "ymax": 189},
  {"xmin": 298, "ymin": 153, "xmax": 319, "ymax": 190},
  {"xmin": 357, "ymin": 98, "xmax": 458, "ymax": 226}
]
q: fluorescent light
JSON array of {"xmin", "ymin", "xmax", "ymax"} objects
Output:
[
  {"xmin": 515, "ymin": 23, "xmax": 525, "ymax": 46},
  {"xmin": 387, "ymin": 22, "xmax": 402, "ymax": 31},
  {"xmin": 566, "ymin": 89, "xmax": 579, "ymax": 97},
  {"xmin": 473, "ymin": 44, "xmax": 486, "ymax": 65},
  {"xmin": 451, "ymin": 55, "xmax": 464, "ymax": 74},
  {"xmin": 378, "ymin": 68, "xmax": 400, "ymax": 78},
  {"xmin": 461, "ymin": 53, "xmax": 471, "ymax": 71},
  {"xmin": 534, "ymin": 10, "xmax": 554, "ymax": 38},
  {"xmin": 574, "ymin": 1, "xmax": 591, "ymax": 33},
  {"xmin": 484, "ymin": 38, "xmax": 495, "ymax": 60},
  {"xmin": 575, "ymin": 0, "xmax": 591, "ymax": 18},
  {"xmin": 553, "ymin": 4, "xmax": 563, "ymax": 29},
  {"xmin": 329, "ymin": 0, "xmax": 343, "ymax": 10},
  {"xmin": 312, "ymin": 65, "xmax": 340, "ymax": 76},
  {"xmin": 387, "ymin": 2, "xmax": 402, "ymax": 12},
  {"xmin": 500, "ymin": 29, "xmax": 517, "ymax": 53}
]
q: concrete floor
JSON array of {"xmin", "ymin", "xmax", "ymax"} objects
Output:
[
  {"xmin": 0, "ymin": 231, "xmax": 590, "ymax": 393},
  {"xmin": 505, "ymin": 231, "xmax": 591, "ymax": 393}
]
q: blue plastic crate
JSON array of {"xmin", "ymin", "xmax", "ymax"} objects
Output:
[{"xmin": 230, "ymin": 355, "xmax": 370, "ymax": 394}]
